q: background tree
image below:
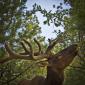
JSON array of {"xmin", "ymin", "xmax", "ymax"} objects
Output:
[{"xmin": 63, "ymin": 0, "xmax": 85, "ymax": 85}]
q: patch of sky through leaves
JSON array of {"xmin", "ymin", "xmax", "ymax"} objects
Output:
[{"xmin": 26, "ymin": 0, "xmax": 70, "ymax": 41}]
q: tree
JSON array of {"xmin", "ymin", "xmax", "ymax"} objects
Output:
[{"xmin": 63, "ymin": 0, "xmax": 85, "ymax": 85}]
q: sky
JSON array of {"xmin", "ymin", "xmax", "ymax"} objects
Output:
[{"xmin": 26, "ymin": 0, "xmax": 69, "ymax": 41}]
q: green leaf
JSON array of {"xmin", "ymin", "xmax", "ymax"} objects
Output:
[
  {"xmin": 43, "ymin": 20, "xmax": 47, "ymax": 24},
  {"xmin": 53, "ymin": 5, "xmax": 55, "ymax": 8},
  {"xmin": 54, "ymin": 23, "xmax": 59, "ymax": 27},
  {"xmin": 27, "ymin": 24, "xmax": 33, "ymax": 30}
]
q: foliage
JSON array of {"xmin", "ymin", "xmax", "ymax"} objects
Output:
[
  {"xmin": 63, "ymin": 0, "xmax": 85, "ymax": 85},
  {"xmin": 31, "ymin": 3, "xmax": 69, "ymax": 27},
  {"xmin": 64, "ymin": 0, "xmax": 85, "ymax": 31}
]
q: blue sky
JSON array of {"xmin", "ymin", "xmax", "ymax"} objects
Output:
[{"xmin": 26, "ymin": 0, "xmax": 69, "ymax": 40}]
